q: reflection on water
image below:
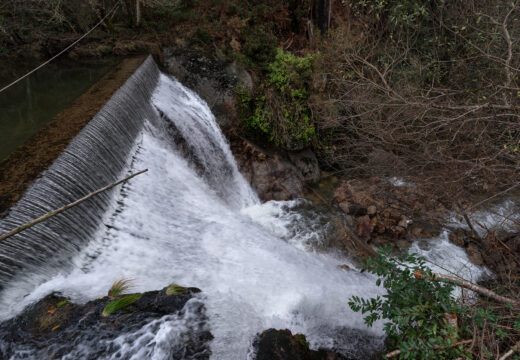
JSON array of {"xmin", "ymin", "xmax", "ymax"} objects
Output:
[{"xmin": 0, "ymin": 57, "xmax": 116, "ymax": 161}]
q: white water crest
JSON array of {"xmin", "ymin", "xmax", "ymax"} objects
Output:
[{"xmin": 0, "ymin": 73, "xmax": 386, "ymax": 359}]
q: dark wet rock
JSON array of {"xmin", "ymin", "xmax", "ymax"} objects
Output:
[
  {"xmin": 288, "ymin": 149, "xmax": 321, "ymax": 184},
  {"xmin": 163, "ymin": 48, "xmax": 253, "ymax": 130},
  {"xmin": 253, "ymin": 328, "xmax": 383, "ymax": 360},
  {"xmin": 0, "ymin": 286, "xmax": 212, "ymax": 359},
  {"xmin": 253, "ymin": 329, "xmax": 345, "ymax": 360}
]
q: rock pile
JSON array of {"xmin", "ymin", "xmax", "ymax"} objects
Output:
[{"xmin": 332, "ymin": 177, "xmax": 448, "ymax": 249}]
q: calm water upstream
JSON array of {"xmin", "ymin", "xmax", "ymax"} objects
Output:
[{"xmin": 0, "ymin": 57, "xmax": 116, "ymax": 161}]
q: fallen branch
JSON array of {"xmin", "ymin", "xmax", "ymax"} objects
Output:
[
  {"xmin": 385, "ymin": 339, "xmax": 472, "ymax": 358},
  {"xmin": 499, "ymin": 341, "xmax": 520, "ymax": 360},
  {"xmin": 0, "ymin": 169, "xmax": 148, "ymax": 242},
  {"xmin": 413, "ymin": 271, "xmax": 519, "ymax": 306}
]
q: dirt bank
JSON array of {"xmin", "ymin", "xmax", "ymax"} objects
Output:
[{"xmin": 0, "ymin": 55, "xmax": 147, "ymax": 216}]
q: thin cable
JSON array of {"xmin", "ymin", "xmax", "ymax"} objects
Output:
[{"xmin": 0, "ymin": 0, "xmax": 122, "ymax": 94}]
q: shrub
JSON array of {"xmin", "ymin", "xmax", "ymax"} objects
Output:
[
  {"xmin": 241, "ymin": 48, "xmax": 316, "ymax": 150},
  {"xmin": 349, "ymin": 248, "xmax": 466, "ymax": 359},
  {"xmin": 349, "ymin": 248, "xmax": 520, "ymax": 359}
]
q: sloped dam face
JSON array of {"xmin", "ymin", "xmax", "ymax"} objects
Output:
[{"xmin": 0, "ymin": 57, "xmax": 485, "ymax": 359}]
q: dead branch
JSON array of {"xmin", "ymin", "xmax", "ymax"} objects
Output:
[
  {"xmin": 0, "ymin": 169, "xmax": 148, "ymax": 242},
  {"xmin": 413, "ymin": 271, "xmax": 519, "ymax": 306},
  {"xmin": 385, "ymin": 339, "xmax": 472, "ymax": 358},
  {"xmin": 499, "ymin": 341, "xmax": 520, "ymax": 360}
]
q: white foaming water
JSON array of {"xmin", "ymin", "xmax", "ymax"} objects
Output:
[
  {"xmin": 410, "ymin": 231, "xmax": 490, "ymax": 283},
  {"xmin": 1, "ymin": 74, "xmax": 385, "ymax": 359}
]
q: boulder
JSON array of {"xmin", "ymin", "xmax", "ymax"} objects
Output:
[
  {"xmin": 0, "ymin": 286, "xmax": 212, "ymax": 359},
  {"xmin": 253, "ymin": 328, "xmax": 384, "ymax": 360},
  {"xmin": 250, "ymin": 156, "xmax": 304, "ymax": 201},
  {"xmin": 231, "ymin": 139, "xmax": 304, "ymax": 201},
  {"xmin": 253, "ymin": 329, "xmax": 345, "ymax": 360},
  {"xmin": 288, "ymin": 149, "xmax": 321, "ymax": 184}
]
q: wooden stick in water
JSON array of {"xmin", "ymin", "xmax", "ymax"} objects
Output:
[{"xmin": 0, "ymin": 169, "xmax": 148, "ymax": 242}]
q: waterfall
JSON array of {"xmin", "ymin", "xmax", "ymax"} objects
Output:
[
  {"xmin": 0, "ymin": 59, "xmax": 489, "ymax": 359},
  {"xmin": 0, "ymin": 56, "xmax": 159, "ymax": 288}
]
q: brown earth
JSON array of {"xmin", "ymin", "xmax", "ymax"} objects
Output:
[{"xmin": 0, "ymin": 55, "xmax": 147, "ymax": 216}]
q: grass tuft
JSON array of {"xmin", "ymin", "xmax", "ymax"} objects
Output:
[
  {"xmin": 108, "ymin": 279, "xmax": 134, "ymax": 298},
  {"xmin": 102, "ymin": 293, "xmax": 142, "ymax": 317},
  {"xmin": 166, "ymin": 284, "xmax": 188, "ymax": 296}
]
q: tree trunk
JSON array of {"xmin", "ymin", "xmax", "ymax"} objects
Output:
[
  {"xmin": 136, "ymin": 0, "xmax": 141, "ymax": 26},
  {"xmin": 312, "ymin": 0, "xmax": 332, "ymax": 33}
]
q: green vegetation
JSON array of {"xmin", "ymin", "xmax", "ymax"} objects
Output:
[
  {"xmin": 293, "ymin": 333, "xmax": 310, "ymax": 349},
  {"xmin": 102, "ymin": 293, "xmax": 142, "ymax": 317},
  {"xmin": 108, "ymin": 279, "xmax": 133, "ymax": 298},
  {"xmin": 56, "ymin": 300, "xmax": 69, "ymax": 308},
  {"xmin": 349, "ymin": 248, "xmax": 520, "ymax": 359},
  {"xmin": 240, "ymin": 49, "xmax": 315, "ymax": 150},
  {"xmin": 165, "ymin": 284, "xmax": 188, "ymax": 295}
]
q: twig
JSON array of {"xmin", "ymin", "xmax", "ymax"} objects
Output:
[
  {"xmin": 499, "ymin": 341, "xmax": 520, "ymax": 360},
  {"xmin": 414, "ymin": 271, "xmax": 519, "ymax": 306},
  {"xmin": 385, "ymin": 339, "xmax": 472, "ymax": 358},
  {"xmin": 0, "ymin": 169, "xmax": 148, "ymax": 242},
  {"xmin": 456, "ymin": 200, "xmax": 483, "ymax": 243}
]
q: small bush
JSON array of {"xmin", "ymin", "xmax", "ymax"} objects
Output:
[
  {"xmin": 242, "ymin": 25, "xmax": 278, "ymax": 68},
  {"xmin": 349, "ymin": 248, "xmax": 520, "ymax": 359},
  {"xmin": 241, "ymin": 49, "xmax": 316, "ymax": 150}
]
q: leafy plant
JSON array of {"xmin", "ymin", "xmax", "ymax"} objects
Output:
[
  {"xmin": 240, "ymin": 49, "xmax": 316, "ymax": 150},
  {"xmin": 348, "ymin": 248, "xmax": 466, "ymax": 359},
  {"xmin": 102, "ymin": 293, "xmax": 142, "ymax": 317}
]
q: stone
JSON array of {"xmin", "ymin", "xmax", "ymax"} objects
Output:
[
  {"xmin": 232, "ymin": 139, "xmax": 304, "ymax": 201},
  {"xmin": 288, "ymin": 149, "xmax": 321, "ymax": 184},
  {"xmin": 251, "ymin": 158, "xmax": 304, "ymax": 201},
  {"xmin": 396, "ymin": 239, "xmax": 409, "ymax": 249},
  {"xmin": 367, "ymin": 205, "xmax": 377, "ymax": 216},
  {"xmin": 466, "ymin": 243, "xmax": 484, "ymax": 266},
  {"xmin": 0, "ymin": 286, "xmax": 212, "ymax": 359},
  {"xmin": 347, "ymin": 203, "xmax": 368, "ymax": 216},
  {"xmin": 253, "ymin": 329, "xmax": 348, "ymax": 360},
  {"xmin": 356, "ymin": 215, "xmax": 372, "ymax": 241},
  {"xmin": 397, "ymin": 215, "xmax": 409, "ymax": 229},
  {"xmin": 338, "ymin": 201, "xmax": 350, "ymax": 214},
  {"xmin": 448, "ymin": 228, "xmax": 468, "ymax": 247}
]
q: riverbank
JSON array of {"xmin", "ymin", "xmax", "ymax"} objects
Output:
[{"xmin": 0, "ymin": 55, "xmax": 147, "ymax": 216}]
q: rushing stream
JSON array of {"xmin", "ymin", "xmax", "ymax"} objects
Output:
[{"xmin": 0, "ymin": 57, "xmax": 492, "ymax": 359}]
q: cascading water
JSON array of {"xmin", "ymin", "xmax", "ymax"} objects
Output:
[
  {"xmin": 0, "ymin": 57, "xmax": 159, "ymax": 288},
  {"xmin": 0, "ymin": 58, "xmax": 491, "ymax": 359}
]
